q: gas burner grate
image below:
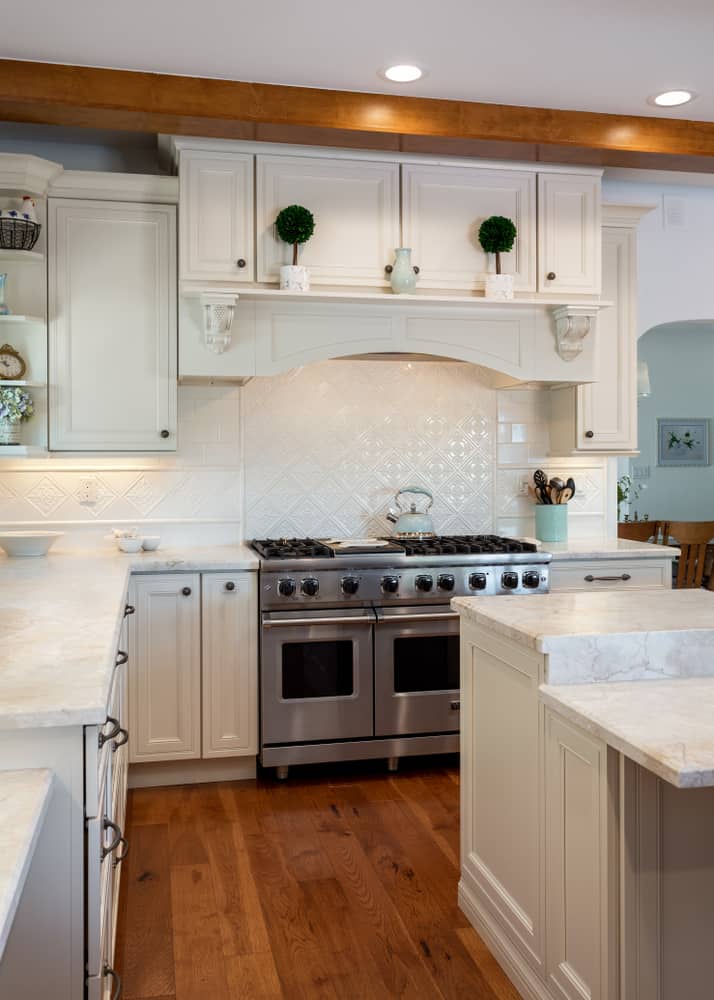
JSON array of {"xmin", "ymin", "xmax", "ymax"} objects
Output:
[
  {"xmin": 251, "ymin": 538, "xmax": 334, "ymax": 559},
  {"xmin": 395, "ymin": 534, "xmax": 539, "ymax": 556}
]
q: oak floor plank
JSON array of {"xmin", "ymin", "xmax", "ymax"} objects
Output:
[
  {"xmin": 171, "ymin": 862, "xmax": 231, "ymax": 1000},
  {"xmin": 116, "ymin": 823, "xmax": 176, "ymax": 999},
  {"xmin": 117, "ymin": 761, "xmax": 519, "ymax": 1000}
]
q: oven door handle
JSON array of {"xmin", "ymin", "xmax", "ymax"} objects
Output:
[
  {"xmin": 263, "ymin": 615, "xmax": 375, "ymax": 628},
  {"xmin": 375, "ymin": 611, "xmax": 460, "ymax": 624}
]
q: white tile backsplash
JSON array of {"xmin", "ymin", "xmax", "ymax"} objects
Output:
[{"xmin": 0, "ymin": 362, "xmax": 611, "ymax": 543}]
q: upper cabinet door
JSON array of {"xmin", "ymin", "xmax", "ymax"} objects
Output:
[
  {"xmin": 402, "ymin": 164, "xmax": 536, "ymax": 292},
  {"xmin": 257, "ymin": 154, "xmax": 400, "ymax": 286},
  {"xmin": 49, "ymin": 199, "xmax": 177, "ymax": 451},
  {"xmin": 180, "ymin": 151, "xmax": 254, "ymax": 283},
  {"xmin": 537, "ymin": 172, "xmax": 601, "ymax": 295}
]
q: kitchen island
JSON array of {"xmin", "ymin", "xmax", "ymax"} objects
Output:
[{"xmin": 453, "ymin": 589, "xmax": 714, "ymax": 1000}]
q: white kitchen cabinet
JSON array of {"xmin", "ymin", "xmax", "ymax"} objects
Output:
[
  {"xmin": 127, "ymin": 574, "xmax": 201, "ymax": 762},
  {"xmin": 401, "ymin": 163, "xmax": 536, "ymax": 291},
  {"xmin": 460, "ymin": 629, "xmax": 546, "ymax": 976},
  {"xmin": 48, "ymin": 198, "xmax": 177, "ymax": 451},
  {"xmin": 549, "ymin": 208, "xmax": 645, "ymax": 454},
  {"xmin": 538, "ymin": 172, "xmax": 601, "ymax": 295},
  {"xmin": 201, "ymin": 572, "xmax": 258, "ymax": 758},
  {"xmin": 545, "ymin": 710, "xmax": 615, "ymax": 1000},
  {"xmin": 549, "ymin": 557, "xmax": 673, "ymax": 592},
  {"xmin": 256, "ymin": 153, "xmax": 400, "ymax": 286},
  {"xmin": 180, "ymin": 150, "xmax": 254, "ymax": 283}
]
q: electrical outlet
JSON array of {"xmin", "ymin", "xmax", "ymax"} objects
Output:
[
  {"xmin": 518, "ymin": 476, "xmax": 531, "ymax": 497},
  {"xmin": 632, "ymin": 464, "xmax": 651, "ymax": 480},
  {"xmin": 78, "ymin": 476, "xmax": 99, "ymax": 504}
]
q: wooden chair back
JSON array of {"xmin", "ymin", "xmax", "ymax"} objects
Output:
[
  {"xmin": 667, "ymin": 521, "xmax": 714, "ymax": 588},
  {"xmin": 618, "ymin": 521, "xmax": 662, "ymax": 543}
]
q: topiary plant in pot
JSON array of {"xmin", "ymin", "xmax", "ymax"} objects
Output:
[
  {"xmin": 275, "ymin": 204, "xmax": 316, "ymax": 291},
  {"xmin": 478, "ymin": 215, "xmax": 517, "ymax": 300}
]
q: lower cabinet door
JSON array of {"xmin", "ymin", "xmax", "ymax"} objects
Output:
[
  {"xmin": 201, "ymin": 572, "xmax": 258, "ymax": 757},
  {"xmin": 128, "ymin": 574, "xmax": 202, "ymax": 761},
  {"xmin": 545, "ymin": 710, "xmax": 610, "ymax": 1000}
]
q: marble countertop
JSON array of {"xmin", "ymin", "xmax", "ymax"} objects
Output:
[
  {"xmin": 534, "ymin": 536, "xmax": 679, "ymax": 561},
  {"xmin": 541, "ymin": 679, "xmax": 714, "ymax": 788},
  {"xmin": 0, "ymin": 544, "xmax": 258, "ymax": 730},
  {"xmin": 0, "ymin": 769, "xmax": 53, "ymax": 960}
]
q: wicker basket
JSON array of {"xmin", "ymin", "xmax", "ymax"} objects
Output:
[{"xmin": 0, "ymin": 218, "xmax": 41, "ymax": 252}]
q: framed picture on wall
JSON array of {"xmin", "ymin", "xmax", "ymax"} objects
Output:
[{"xmin": 657, "ymin": 418, "xmax": 710, "ymax": 467}]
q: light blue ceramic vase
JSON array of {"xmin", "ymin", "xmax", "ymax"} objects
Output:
[
  {"xmin": 390, "ymin": 248, "xmax": 417, "ymax": 294},
  {"xmin": 535, "ymin": 504, "xmax": 568, "ymax": 543},
  {"xmin": 0, "ymin": 274, "xmax": 9, "ymax": 316}
]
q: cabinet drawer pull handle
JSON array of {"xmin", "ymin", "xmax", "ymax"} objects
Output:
[
  {"xmin": 102, "ymin": 818, "xmax": 123, "ymax": 860},
  {"xmin": 113, "ymin": 836, "xmax": 129, "ymax": 866},
  {"xmin": 237, "ymin": 258, "xmax": 247, "ymax": 268},
  {"xmin": 225, "ymin": 581, "xmax": 235, "ymax": 592},
  {"xmin": 103, "ymin": 963, "xmax": 122, "ymax": 1000},
  {"xmin": 112, "ymin": 726, "xmax": 129, "ymax": 751},
  {"xmin": 160, "ymin": 429, "xmax": 170, "ymax": 439},
  {"xmin": 413, "ymin": 265, "xmax": 420, "ymax": 274},
  {"xmin": 123, "ymin": 604, "xmax": 135, "ymax": 617},
  {"xmin": 450, "ymin": 700, "xmax": 461, "ymax": 711},
  {"xmin": 182, "ymin": 586, "xmax": 192, "ymax": 596},
  {"xmin": 585, "ymin": 430, "xmax": 595, "ymax": 439},
  {"xmin": 99, "ymin": 716, "xmax": 121, "ymax": 748},
  {"xmin": 115, "ymin": 650, "xmax": 128, "ymax": 668},
  {"xmin": 546, "ymin": 271, "xmax": 556, "ymax": 280},
  {"xmin": 584, "ymin": 574, "xmax": 632, "ymax": 583},
  {"xmin": 384, "ymin": 264, "xmax": 393, "ymax": 274}
]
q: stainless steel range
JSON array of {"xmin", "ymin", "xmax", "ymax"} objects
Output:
[{"xmin": 252, "ymin": 535, "xmax": 551, "ymax": 778}]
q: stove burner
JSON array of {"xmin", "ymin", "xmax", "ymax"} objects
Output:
[
  {"xmin": 251, "ymin": 538, "xmax": 333, "ymax": 560},
  {"xmin": 394, "ymin": 534, "xmax": 539, "ymax": 557}
]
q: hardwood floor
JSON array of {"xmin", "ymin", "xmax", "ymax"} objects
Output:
[{"xmin": 115, "ymin": 756, "xmax": 520, "ymax": 999}]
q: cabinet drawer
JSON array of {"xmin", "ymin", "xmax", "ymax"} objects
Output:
[
  {"xmin": 550, "ymin": 559, "xmax": 672, "ymax": 592},
  {"xmin": 85, "ymin": 660, "xmax": 125, "ymax": 819}
]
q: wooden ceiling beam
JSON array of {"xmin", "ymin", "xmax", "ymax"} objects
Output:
[{"xmin": 0, "ymin": 59, "xmax": 712, "ymax": 158}]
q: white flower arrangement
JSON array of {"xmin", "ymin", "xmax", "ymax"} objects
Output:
[{"xmin": 0, "ymin": 386, "xmax": 34, "ymax": 423}]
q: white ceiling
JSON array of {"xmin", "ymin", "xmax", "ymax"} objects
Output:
[{"xmin": 2, "ymin": 0, "xmax": 714, "ymax": 122}]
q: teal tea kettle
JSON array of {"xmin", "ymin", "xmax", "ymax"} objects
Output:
[{"xmin": 386, "ymin": 485, "xmax": 435, "ymax": 538}]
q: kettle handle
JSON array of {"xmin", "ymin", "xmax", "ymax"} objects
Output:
[{"xmin": 395, "ymin": 485, "xmax": 433, "ymax": 512}]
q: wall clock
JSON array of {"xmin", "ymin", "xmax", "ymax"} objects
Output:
[{"xmin": 0, "ymin": 344, "xmax": 27, "ymax": 380}]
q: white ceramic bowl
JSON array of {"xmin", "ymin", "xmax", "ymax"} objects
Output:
[
  {"xmin": 0, "ymin": 531, "xmax": 63, "ymax": 557},
  {"xmin": 141, "ymin": 536, "xmax": 161, "ymax": 551},
  {"xmin": 117, "ymin": 537, "xmax": 143, "ymax": 553}
]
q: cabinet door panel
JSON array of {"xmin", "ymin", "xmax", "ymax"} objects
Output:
[
  {"xmin": 577, "ymin": 226, "xmax": 636, "ymax": 450},
  {"xmin": 402, "ymin": 164, "xmax": 536, "ymax": 291},
  {"xmin": 202, "ymin": 572, "xmax": 258, "ymax": 758},
  {"xmin": 128, "ymin": 574, "xmax": 201, "ymax": 762},
  {"xmin": 546, "ymin": 711, "xmax": 607, "ymax": 1000},
  {"xmin": 257, "ymin": 154, "xmax": 399, "ymax": 285},
  {"xmin": 538, "ymin": 173, "xmax": 601, "ymax": 294},
  {"xmin": 49, "ymin": 199, "xmax": 177, "ymax": 451},
  {"xmin": 181, "ymin": 151, "xmax": 254, "ymax": 282}
]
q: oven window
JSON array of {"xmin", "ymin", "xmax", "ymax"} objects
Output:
[
  {"xmin": 393, "ymin": 636, "xmax": 460, "ymax": 692},
  {"xmin": 282, "ymin": 640, "xmax": 354, "ymax": 699}
]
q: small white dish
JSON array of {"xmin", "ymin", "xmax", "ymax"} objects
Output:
[
  {"xmin": 117, "ymin": 537, "xmax": 143, "ymax": 553},
  {"xmin": 0, "ymin": 531, "xmax": 63, "ymax": 557},
  {"xmin": 141, "ymin": 536, "xmax": 161, "ymax": 551}
]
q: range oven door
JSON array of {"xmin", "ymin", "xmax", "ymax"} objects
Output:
[
  {"xmin": 261, "ymin": 608, "xmax": 375, "ymax": 745},
  {"xmin": 374, "ymin": 606, "xmax": 460, "ymax": 737}
]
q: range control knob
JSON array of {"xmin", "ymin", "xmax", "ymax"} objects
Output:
[
  {"xmin": 415, "ymin": 574, "xmax": 434, "ymax": 592},
  {"xmin": 341, "ymin": 576, "xmax": 360, "ymax": 596},
  {"xmin": 469, "ymin": 572, "xmax": 488, "ymax": 591},
  {"xmin": 277, "ymin": 578, "xmax": 296, "ymax": 597},
  {"xmin": 522, "ymin": 570, "xmax": 541, "ymax": 589},
  {"xmin": 301, "ymin": 578, "xmax": 320, "ymax": 597},
  {"xmin": 502, "ymin": 571, "xmax": 519, "ymax": 590},
  {"xmin": 437, "ymin": 574, "xmax": 455, "ymax": 592},
  {"xmin": 381, "ymin": 576, "xmax": 399, "ymax": 594}
]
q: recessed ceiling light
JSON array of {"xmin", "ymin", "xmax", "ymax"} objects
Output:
[
  {"xmin": 383, "ymin": 64, "xmax": 423, "ymax": 83},
  {"xmin": 650, "ymin": 90, "xmax": 696, "ymax": 107}
]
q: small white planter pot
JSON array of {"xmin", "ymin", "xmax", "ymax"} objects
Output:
[
  {"xmin": 484, "ymin": 273, "xmax": 514, "ymax": 301},
  {"xmin": 0, "ymin": 420, "xmax": 21, "ymax": 445},
  {"xmin": 280, "ymin": 265, "xmax": 310, "ymax": 292}
]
